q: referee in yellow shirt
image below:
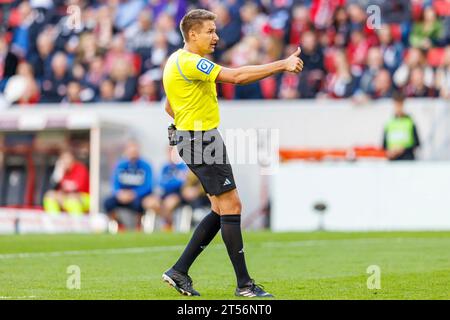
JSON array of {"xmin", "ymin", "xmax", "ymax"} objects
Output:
[{"xmin": 162, "ymin": 9, "xmax": 303, "ymax": 298}]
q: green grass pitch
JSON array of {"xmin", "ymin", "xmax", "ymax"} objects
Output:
[{"xmin": 0, "ymin": 231, "xmax": 449, "ymax": 300}]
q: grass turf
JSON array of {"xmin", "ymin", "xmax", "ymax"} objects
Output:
[{"xmin": 0, "ymin": 231, "xmax": 449, "ymax": 300}]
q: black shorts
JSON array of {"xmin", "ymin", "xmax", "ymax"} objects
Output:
[{"xmin": 176, "ymin": 128, "xmax": 236, "ymax": 196}]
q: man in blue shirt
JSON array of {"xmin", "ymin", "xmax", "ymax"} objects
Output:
[
  {"xmin": 143, "ymin": 147, "xmax": 188, "ymax": 230},
  {"xmin": 104, "ymin": 140, "xmax": 155, "ymax": 226}
]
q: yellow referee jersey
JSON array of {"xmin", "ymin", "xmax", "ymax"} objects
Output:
[{"xmin": 163, "ymin": 49, "xmax": 222, "ymax": 131}]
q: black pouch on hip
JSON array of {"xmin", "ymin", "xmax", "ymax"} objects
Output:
[{"xmin": 168, "ymin": 123, "xmax": 178, "ymax": 146}]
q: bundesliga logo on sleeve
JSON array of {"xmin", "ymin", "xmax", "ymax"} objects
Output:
[{"xmin": 197, "ymin": 58, "xmax": 214, "ymax": 74}]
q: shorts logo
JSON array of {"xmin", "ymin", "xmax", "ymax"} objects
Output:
[
  {"xmin": 197, "ymin": 58, "xmax": 214, "ymax": 75},
  {"xmin": 223, "ymin": 178, "xmax": 232, "ymax": 186}
]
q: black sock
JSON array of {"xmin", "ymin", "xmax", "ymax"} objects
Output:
[
  {"xmin": 173, "ymin": 211, "xmax": 221, "ymax": 274},
  {"xmin": 220, "ymin": 214, "xmax": 252, "ymax": 288}
]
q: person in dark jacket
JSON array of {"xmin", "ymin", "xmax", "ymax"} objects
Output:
[{"xmin": 104, "ymin": 140, "xmax": 156, "ymax": 226}]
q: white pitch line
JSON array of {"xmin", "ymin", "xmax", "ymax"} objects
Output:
[
  {"xmin": 0, "ymin": 296, "xmax": 37, "ymax": 299},
  {"xmin": 0, "ymin": 240, "xmax": 331, "ymax": 260},
  {"xmin": 0, "ymin": 240, "xmax": 319, "ymax": 260},
  {"xmin": 0, "ymin": 245, "xmax": 186, "ymax": 260},
  {"xmin": 0, "ymin": 237, "xmax": 446, "ymax": 260}
]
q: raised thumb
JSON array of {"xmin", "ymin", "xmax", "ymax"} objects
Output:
[{"xmin": 293, "ymin": 47, "xmax": 301, "ymax": 56}]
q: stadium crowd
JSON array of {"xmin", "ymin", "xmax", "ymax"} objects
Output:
[{"xmin": 0, "ymin": 0, "xmax": 449, "ymax": 105}]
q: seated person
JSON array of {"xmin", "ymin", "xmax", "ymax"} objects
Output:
[
  {"xmin": 43, "ymin": 150, "xmax": 90, "ymax": 216},
  {"xmin": 143, "ymin": 147, "xmax": 188, "ymax": 230},
  {"xmin": 181, "ymin": 170, "xmax": 210, "ymax": 211},
  {"xmin": 104, "ymin": 140, "xmax": 156, "ymax": 227}
]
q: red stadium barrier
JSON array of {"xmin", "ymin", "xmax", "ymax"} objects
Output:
[{"xmin": 279, "ymin": 147, "xmax": 386, "ymax": 162}]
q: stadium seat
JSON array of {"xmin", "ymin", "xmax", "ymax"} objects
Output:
[
  {"xmin": 427, "ymin": 48, "xmax": 446, "ymax": 68},
  {"xmin": 434, "ymin": 0, "xmax": 450, "ymax": 17}
]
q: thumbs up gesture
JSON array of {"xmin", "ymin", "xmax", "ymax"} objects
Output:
[{"xmin": 284, "ymin": 47, "xmax": 304, "ymax": 73}]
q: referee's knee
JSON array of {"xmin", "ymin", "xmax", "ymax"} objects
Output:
[{"xmin": 220, "ymin": 197, "xmax": 242, "ymax": 215}]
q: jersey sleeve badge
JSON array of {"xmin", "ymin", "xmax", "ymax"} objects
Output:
[{"xmin": 196, "ymin": 58, "xmax": 214, "ymax": 75}]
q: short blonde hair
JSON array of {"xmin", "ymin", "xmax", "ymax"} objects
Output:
[{"xmin": 180, "ymin": 9, "xmax": 217, "ymax": 42}]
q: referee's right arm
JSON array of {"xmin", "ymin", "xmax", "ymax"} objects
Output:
[{"xmin": 216, "ymin": 47, "xmax": 304, "ymax": 85}]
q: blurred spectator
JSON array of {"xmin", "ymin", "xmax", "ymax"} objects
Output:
[
  {"xmin": 359, "ymin": 46, "xmax": 384, "ymax": 94},
  {"xmin": 297, "ymin": 31, "xmax": 325, "ymax": 98},
  {"xmin": 71, "ymin": 62, "xmax": 85, "ymax": 84},
  {"xmin": 62, "ymin": 80, "xmax": 82, "ymax": 104},
  {"xmin": 410, "ymin": 6, "xmax": 444, "ymax": 49},
  {"xmin": 10, "ymin": 1, "xmax": 34, "ymax": 58},
  {"xmin": 43, "ymin": 149, "xmax": 90, "ymax": 215},
  {"xmin": 437, "ymin": 0, "xmax": 450, "ymax": 45},
  {"xmin": 124, "ymin": 9, "xmax": 154, "ymax": 72},
  {"xmin": 353, "ymin": 47, "xmax": 387, "ymax": 102},
  {"xmin": 393, "ymin": 47, "xmax": 435, "ymax": 88},
  {"xmin": 346, "ymin": 28, "xmax": 371, "ymax": 74},
  {"xmin": 143, "ymin": 146, "xmax": 188, "ymax": 230},
  {"xmin": 69, "ymin": 62, "xmax": 95, "ymax": 102},
  {"xmin": 104, "ymin": 140, "xmax": 155, "ymax": 227},
  {"xmin": 226, "ymin": 35, "xmax": 263, "ymax": 99},
  {"xmin": 288, "ymin": 5, "xmax": 313, "ymax": 45},
  {"xmin": 310, "ymin": 0, "xmax": 345, "ymax": 30},
  {"xmin": 377, "ymin": 25, "xmax": 404, "ymax": 74},
  {"xmin": 322, "ymin": 49, "xmax": 358, "ymax": 98},
  {"xmin": 109, "ymin": 58, "xmax": 137, "ymax": 101},
  {"xmin": 98, "ymin": 78, "xmax": 116, "ymax": 102},
  {"xmin": 240, "ymin": 1, "xmax": 268, "ymax": 38},
  {"xmin": 76, "ymin": 32, "xmax": 103, "ymax": 68},
  {"xmin": 85, "ymin": 55, "xmax": 105, "ymax": 91},
  {"xmin": 15, "ymin": 61, "xmax": 40, "ymax": 104},
  {"xmin": 114, "ymin": 0, "xmax": 147, "ymax": 30},
  {"xmin": 28, "ymin": 27, "xmax": 54, "ymax": 80},
  {"xmin": 212, "ymin": 2, "xmax": 241, "ymax": 60},
  {"xmin": 148, "ymin": 31, "xmax": 169, "ymax": 75},
  {"xmin": 403, "ymin": 66, "xmax": 437, "ymax": 97},
  {"xmin": 149, "ymin": 0, "xmax": 188, "ymax": 26},
  {"xmin": 383, "ymin": 91, "xmax": 420, "ymax": 161},
  {"xmin": 265, "ymin": 0, "xmax": 291, "ymax": 40},
  {"xmin": 0, "ymin": 0, "xmax": 15, "ymax": 32},
  {"xmin": 181, "ymin": 170, "xmax": 209, "ymax": 211},
  {"xmin": 104, "ymin": 34, "xmax": 135, "ymax": 75},
  {"xmin": 347, "ymin": 3, "xmax": 378, "ymax": 45},
  {"xmin": 258, "ymin": 36, "xmax": 283, "ymax": 99},
  {"xmin": 378, "ymin": 0, "xmax": 411, "ymax": 24},
  {"xmin": 330, "ymin": 6, "xmax": 351, "ymax": 47},
  {"xmin": 372, "ymin": 69, "xmax": 394, "ymax": 99},
  {"xmin": 133, "ymin": 73, "xmax": 161, "ymax": 102},
  {"xmin": 94, "ymin": 5, "xmax": 115, "ymax": 50},
  {"xmin": 154, "ymin": 12, "xmax": 182, "ymax": 48},
  {"xmin": 0, "ymin": 33, "xmax": 19, "ymax": 90},
  {"xmin": 436, "ymin": 46, "xmax": 450, "ymax": 98},
  {"xmin": 40, "ymin": 51, "xmax": 72, "ymax": 103}
]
